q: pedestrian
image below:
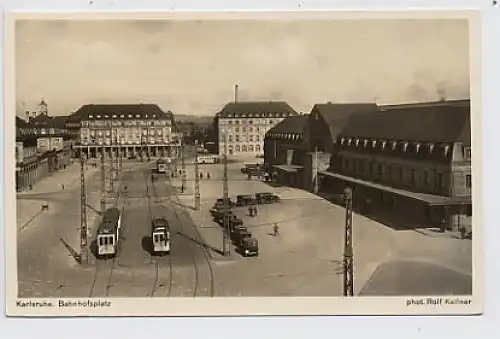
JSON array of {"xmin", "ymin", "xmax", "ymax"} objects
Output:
[
  {"xmin": 61, "ymin": 184, "xmax": 65, "ymax": 190},
  {"xmin": 273, "ymin": 223, "xmax": 279, "ymax": 236},
  {"xmin": 207, "ymin": 172, "xmax": 211, "ymax": 180},
  {"xmin": 248, "ymin": 205, "xmax": 254, "ymax": 217},
  {"xmin": 253, "ymin": 205, "xmax": 258, "ymax": 216},
  {"xmin": 200, "ymin": 172, "xmax": 204, "ymax": 180},
  {"xmin": 181, "ymin": 184, "xmax": 185, "ymax": 193}
]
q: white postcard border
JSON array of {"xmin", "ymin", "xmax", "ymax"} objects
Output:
[{"xmin": 4, "ymin": 10, "xmax": 483, "ymax": 317}]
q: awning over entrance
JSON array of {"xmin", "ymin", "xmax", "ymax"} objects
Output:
[
  {"xmin": 273, "ymin": 164, "xmax": 303, "ymax": 173},
  {"xmin": 318, "ymin": 171, "xmax": 472, "ymax": 206}
]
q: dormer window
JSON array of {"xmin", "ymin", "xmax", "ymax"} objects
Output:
[
  {"xmin": 347, "ymin": 138, "xmax": 352, "ymax": 146},
  {"xmin": 341, "ymin": 137, "xmax": 345, "ymax": 146},
  {"xmin": 381, "ymin": 141, "xmax": 387, "ymax": 150},
  {"xmin": 112, "ymin": 114, "xmax": 117, "ymax": 118},
  {"xmin": 464, "ymin": 147, "xmax": 471, "ymax": 160},
  {"xmin": 96, "ymin": 115, "xmax": 101, "ymax": 118},
  {"xmin": 391, "ymin": 141, "xmax": 397, "ymax": 151},
  {"xmin": 363, "ymin": 139, "xmax": 369, "ymax": 148},
  {"xmin": 443, "ymin": 145, "xmax": 450, "ymax": 156},
  {"xmin": 128, "ymin": 114, "xmax": 133, "ymax": 118},
  {"xmin": 89, "ymin": 115, "xmax": 94, "ymax": 118},
  {"xmin": 120, "ymin": 114, "xmax": 124, "ymax": 118},
  {"xmin": 136, "ymin": 114, "xmax": 140, "ymax": 118},
  {"xmin": 428, "ymin": 143, "xmax": 435, "ymax": 154},
  {"xmin": 403, "ymin": 142, "xmax": 409, "ymax": 152},
  {"xmin": 371, "ymin": 140, "xmax": 377, "ymax": 148},
  {"xmin": 415, "ymin": 143, "xmax": 421, "ymax": 153}
]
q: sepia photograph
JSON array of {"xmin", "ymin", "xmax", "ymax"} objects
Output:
[{"xmin": 5, "ymin": 11, "xmax": 482, "ymax": 316}]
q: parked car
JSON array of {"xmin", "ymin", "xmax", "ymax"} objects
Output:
[
  {"xmin": 236, "ymin": 194, "xmax": 255, "ymax": 206},
  {"xmin": 214, "ymin": 197, "xmax": 236, "ymax": 208},
  {"xmin": 231, "ymin": 229, "xmax": 253, "ymax": 247},
  {"xmin": 255, "ymin": 192, "xmax": 280, "ymax": 204},
  {"xmin": 237, "ymin": 237, "xmax": 259, "ymax": 257}
]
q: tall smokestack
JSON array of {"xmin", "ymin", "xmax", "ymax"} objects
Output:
[{"xmin": 235, "ymin": 84, "xmax": 239, "ymax": 103}]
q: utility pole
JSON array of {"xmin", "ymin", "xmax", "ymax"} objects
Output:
[
  {"xmin": 343, "ymin": 187, "xmax": 354, "ymax": 297},
  {"xmin": 194, "ymin": 144, "xmax": 200, "ymax": 210},
  {"xmin": 222, "ymin": 133, "xmax": 231, "ymax": 257},
  {"xmin": 181, "ymin": 138, "xmax": 186, "ymax": 189},
  {"xmin": 313, "ymin": 146, "xmax": 319, "ymax": 194},
  {"xmin": 109, "ymin": 121, "xmax": 115, "ymax": 193},
  {"xmin": 100, "ymin": 142, "xmax": 106, "ymax": 213},
  {"xmin": 79, "ymin": 131, "xmax": 89, "ymax": 265}
]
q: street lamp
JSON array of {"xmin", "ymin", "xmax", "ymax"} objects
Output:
[{"xmin": 343, "ymin": 186, "xmax": 354, "ymax": 297}]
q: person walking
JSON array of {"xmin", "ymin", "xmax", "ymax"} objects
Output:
[
  {"xmin": 253, "ymin": 204, "xmax": 258, "ymax": 216},
  {"xmin": 207, "ymin": 172, "xmax": 211, "ymax": 180},
  {"xmin": 248, "ymin": 205, "xmax": 254, "ymax": 217},
  {"xmin": 200, "ymin": 172, "xmax": 204, "ymax": 180},
  {"xmin": 273, "ymin": 223, "xmax": 279, "ymax": 236}
]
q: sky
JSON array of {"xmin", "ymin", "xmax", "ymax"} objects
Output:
[{"xmin": 14, "ymin": 18, "xmax": 470, "ymax": 117}]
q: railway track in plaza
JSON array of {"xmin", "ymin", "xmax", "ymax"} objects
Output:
[
  {"xmin": 144, "ymin": 170, "xmax": 173, "ymax": 297},
  {"xmin": 164, "ymin": 176, "xmax": 215, "ymax": 297},
  {"xmin": 145, "ymin": 168, "xmax": 214, "ymax": 297},
  {"xmin": 88, "ymin": 175, "xmax": 130, "ymax": 298}
]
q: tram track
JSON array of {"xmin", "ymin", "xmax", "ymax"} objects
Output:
[
  {"xmin": 164, "ymin": 177, "xmax": 215, "ymax": 297},
  {"xmin": 88, "ymin": 176, "xmax": 126, "ymax": 298},
  {"xmin": 145, "ymin": 170, "xmax": 173, "ymax": 298}
]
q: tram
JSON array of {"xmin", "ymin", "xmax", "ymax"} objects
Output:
[
  {"xmin": 96, "ymin": 207, "xmax": 122, "ymax": 258},
  {"xmin": 156, "ymin": 158, "xmax": 167, "ymax": 173},
  {"xmin": 151, "ymin": 217, "xmax": 171, "ymax": 255}
]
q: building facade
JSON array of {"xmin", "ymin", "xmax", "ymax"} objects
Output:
[
  {"xmin": 321, "ymin": 100, "xmax": 472, "ymax": 231},
  {"xmin": 216, "ymin": 101, "xmax": 298, "ymax": 157},
  {"xmin": 69, "ymin": 104, "xmax": 181, "ymax": 159},
  {"xmin": 264, "ymin": 115, "xmax": 309, "ymax": 188}
]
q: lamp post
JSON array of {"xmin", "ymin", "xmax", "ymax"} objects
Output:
[{"xmin": 343, "ymin": 187, "xmax": 354, "ymax": 297}]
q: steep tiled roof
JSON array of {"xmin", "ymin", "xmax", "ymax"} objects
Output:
[
  {"xmin": 311, "ymin": 102, "xmax": 379, "ymax": 139},
  {"xmin": 16, "ymin": 116, "xmax": 29, "ymax": 128},
  {"xmin": 339, "ymin": 104, "xmax": 471, "ymax": 145},
  {"xmin": 30, "ymin": 115, "xmax": 70, "ymax": 128},
  {"xmin": 379, "ymin": 99, "xmax": 470, "ymax": 110},
  {"xmin": 267, "ymin": 115, "xmax": 309, "ymax": 137},
  {"xmin": 67, "ymin": 104, "xmax": 173, "ymax": 121},
  {"xmin": 218, "ymin": 101, "xmax": 298, "ymax": 118}
]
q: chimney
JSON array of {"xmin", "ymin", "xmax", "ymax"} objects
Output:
[
  {"xmin": 235, "ymin": 84, "xmax": 239, "ymax": 103},
  {"xmin": 25, "ymin": 111, "xmax": 30, "ymax": 122}
]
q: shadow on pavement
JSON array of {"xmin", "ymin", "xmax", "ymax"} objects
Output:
[
  {"xmin": 141, "ymin": 236, "xmax": 154, "ymax": 255},
  {"xmin": 59, "ymin": 238, "xmax": 82, "ymax": 265},
  {"xmin": 176, "ymin": 231, "xmax": 224, "ymax": 256},
  {"xmin": 359, "ymin": 260, "xmax": 472, "ymax": 296}
]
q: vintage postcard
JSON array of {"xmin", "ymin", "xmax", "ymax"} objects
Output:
[{"xmin": 5, "ymin": 11, "xmax": 483, "ymax": 317}]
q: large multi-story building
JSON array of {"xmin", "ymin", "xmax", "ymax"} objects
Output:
[
  {"xmin": 68, "ymin": 104, "xmax": 181, "ymax": 159},
  {"xmin": 321, "ymin": 99, "xmax": 472, "ymax": 231},
  {"xmin": 215, "ymin": 101, "xmax": 298, "ymax": 157}
]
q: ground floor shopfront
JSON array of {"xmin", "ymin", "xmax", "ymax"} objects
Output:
[
  {"xmin": 318, "ymin": 171, "xmax": 472, "ymax": 232},
  {"xmin": 77, "ymin": 144, "xmax": 182, "ymax": 159}
]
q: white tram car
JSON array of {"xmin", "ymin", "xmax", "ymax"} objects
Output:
[
  {"xmin": 96, "ymin": 208, "xmax": 122, "ymax": 258},
  {"xmin": 151, "ymin": 217, "xmax": 171, "ymax": 255},
  {"xmin": 156, "ymin": 158, "xmax": 167, "ymax": 173}
]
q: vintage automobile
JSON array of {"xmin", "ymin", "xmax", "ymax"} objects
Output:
[
  {"xmin": 255, "ymin": 192, "xmax": 280, "ymax": 204},
  {"xmin": 231, "ymin": 229, "xmax": 253, "ymax": 247},
  {"xmin": 236, "ymin": 194, "xmax": 255, "ymax": 207},
  {"xmin": 237, "ymin": 237, "xmax": 259, "ymax": 257},
  {"xmin": 214, "ymin": 197, "xmax": 236, "ymax": 209},
  {"xmin": 212, "ymin": 210, "xmax": 243, "ymax": 227}
]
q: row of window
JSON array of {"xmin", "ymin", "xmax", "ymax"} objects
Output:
[
  {"xmin": 342, "ymin": 157, "xmax": 472, "ymax": 190},
  {"xmin": 225, "ymin": 126, "xmax": 269, "ymax": 134},
  {"xmin": 81, "ymin": 128, "xmax": 171, "ymax": 136},
  {"xmin": 339, "ymin": 137, "xmax": 472, "ymax": 160},
  {"xmin": 81, "ymin": 139, "xmax": 171, "ymax": 146},
  {"xmin": 221, "ymin": 118, "xmax": 283, "ymax": 125},
  {"xmin": 222, "ymin": 112, "xmax": 291, "ymax": 119},
  {"xmin": 18, "ymin": 127, "xmax": 68, "ymax": 136},
  {"xmin": 227, "ymin": 134, "xmax": 262, "ymax": 142},
  {"xmin": 82, "ymin": 119, "xmax": 170, "ymax": 127},
  {"xmin": 228, "ymin": 144, "xmax": 262, "ymax": 153}
]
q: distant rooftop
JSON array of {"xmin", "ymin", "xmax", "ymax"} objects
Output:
[{"xmin": 217, "ymin": 101, "xmax": 298, "ymax": 119}]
